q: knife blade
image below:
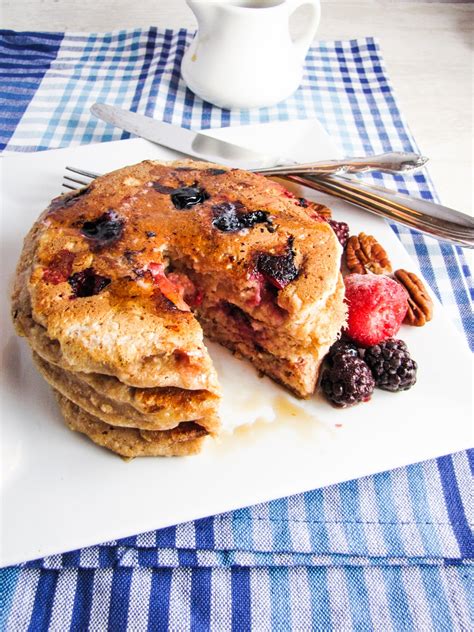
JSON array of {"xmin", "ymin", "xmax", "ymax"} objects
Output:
[{"xmin": 91, "ymin": 103, "xmax": 291, "ymax": 169}]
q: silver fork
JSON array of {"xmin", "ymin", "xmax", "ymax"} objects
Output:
[{"xmin": 62, "ymin": 166, "xmax": 474, "ymax": 249}]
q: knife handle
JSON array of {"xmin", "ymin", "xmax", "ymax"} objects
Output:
[
  {"xmin": 281, "ymin": 174, "xmax": 474, "ymax": 249},
  {"xmin": 254, "ymin": 152, "xmax": 428, "ymax": 176}
]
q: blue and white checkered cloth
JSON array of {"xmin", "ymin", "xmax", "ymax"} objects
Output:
[{"xmin": 1, "ymin": 29, "xmax": 472, "ymax": 631}]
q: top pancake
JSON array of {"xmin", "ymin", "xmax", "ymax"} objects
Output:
[{"xmin": 12, "ymin": 159, "xmax": 342, "ymax": 389}]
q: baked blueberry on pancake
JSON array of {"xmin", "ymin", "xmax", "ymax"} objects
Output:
[{"xmin": 12, "ymin": 159, "xmax": 346, "ymax": 457}]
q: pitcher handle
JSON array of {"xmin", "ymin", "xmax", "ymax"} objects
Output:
[{"xmin": 287, "ymin": 0, "xmax": 321, "ymax": 64}]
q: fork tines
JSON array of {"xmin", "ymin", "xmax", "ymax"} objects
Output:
[{"xmin": 62, "ymin": 166, "xmax": 100, "ymax": 191}]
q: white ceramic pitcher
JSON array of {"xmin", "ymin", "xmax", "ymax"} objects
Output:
[{"xmin": 181, "ymin": 0, "xmax": 321, "ymax": 109}]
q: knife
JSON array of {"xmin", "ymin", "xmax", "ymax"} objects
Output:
[
  {"xmin": 89, "ymin": 103, "xmax": 473, "ymax": 248},
  {"xmin": 91, "ymin": 103, "xmax": 428, "ymax": 176},
  {"xmin": 91, "ymin": 103, "xmax": 292, "ymax": 170}
]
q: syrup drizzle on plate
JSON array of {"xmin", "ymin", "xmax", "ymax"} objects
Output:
[{"xmin": 211, "ymin": 393, "xmax": 332, "ymax": 454}]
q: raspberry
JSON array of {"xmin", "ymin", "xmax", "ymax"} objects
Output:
[
  {"xmin": 344, "ymin": 274, "xmax": 408, "ymax": 346},
  {"xmin": 43, "ymin": 250, "xmax": 75, "ymax": 284},
  {"xmin": 321, "ymin": 354, "xmax": 375, "ymax": 407},
  {"xmin": 147, "ymin": 263, "xmax": 191, "ymax": 311},
  {"xmin": 327, "ymin": 219, "xmax": 349, "ymax": 247},
  {"xmin": 364, "ymin": 339, "xmax": 417, "ymax": 392}
]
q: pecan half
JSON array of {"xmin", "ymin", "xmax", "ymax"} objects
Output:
[
  {"xmin": 345, "ymin": 232, "xmax": 392, "ymax": 274},
  {"xmin": 394, "ymin": 269, "xmax": 433, "ymax": 326}
]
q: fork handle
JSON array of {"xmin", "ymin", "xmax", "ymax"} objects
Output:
[
  {"xmin": 282, "ymin": 174, "xmax": 474, "ymax": 249},
  {"xmin": 254, "ymin": 152, "xmax": 428, "ymax": 176}
]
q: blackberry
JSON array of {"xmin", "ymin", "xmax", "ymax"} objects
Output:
[
  {"xmin": 68, "ymin": 268, "xmax": 111, "ymax": 298},
  {"xmin": 255, "ymin": 237, "xmax": 298, "ymax": 290},
  {"xmin": 239, "ymin": 210, "xmax": 270, "ymax": 229},
  {"xmin": 49, "ymin": 187, "xmax": 90, "ymax": 212},
  {"xmin": 152, "ymin": 182, "xmax": 175, "ymax": 194},
  {"xmin": 321, "ymin": 355, "xmax": 375, "ymax": 407},
  {"xmin": 81, "ymin": 211, "xmax": 124, "ymax": 247},
  {"xmin": 212, "ymin": 202, "xmax": 270, "ymax": 233},
  {"xmin": 326, "ymin": 339, "xmax": 359, "ymax": 366},
  {"xmin": 204, "ymin": 168, "xmax": 227, "ymax": 176},
  {"xmin": 212, "ymin": 202, "xmax": 242, "ymax": 232},
  {"xmin": 327, "ymin": 219, "xmax": 350, "ymax": 247},
  {"xmin": 364, "ymin": 339, "xmax": 417, "ymax": 392}
]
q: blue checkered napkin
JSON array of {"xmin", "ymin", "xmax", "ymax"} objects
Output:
[{"xmin": 1, "ymin": 29, "xmax": 473, "ymax": 631}]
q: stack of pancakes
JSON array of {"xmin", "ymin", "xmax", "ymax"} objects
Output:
[{"xmin": 12, "ymin": 159, "xmax": 345, "ymax": 457}]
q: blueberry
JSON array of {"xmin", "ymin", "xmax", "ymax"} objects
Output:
[
  {"xmin": 170, "ymin": 186, "xmax": 209, "ymax": 209},
  {"xmin": 81, "ymin": 211, "xmax": 124, "ymax": 247},
  {"xmin": 49, "ymin": 187, "xmax": 90, "ymax": 212}
]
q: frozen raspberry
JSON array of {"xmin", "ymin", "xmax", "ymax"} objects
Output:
[
  {"xmin": 321, "ymin": 354, "xmax": 375, "ymax": 407},
  {"xmin": 344, "ymin": 274, "xmax": 408, "ymax": 346},
  {"xmin": 364, "ymin": 339, "xmax": 417, "ymax": 392},
  {"xmin": 327, "ymin": 219, "xmax": 349, "ymax": 247}
]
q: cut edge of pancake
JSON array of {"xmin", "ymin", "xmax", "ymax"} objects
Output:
[
  {"xmin": 33, "ymin": 352, "xmax": 220, "ymax": 434},
  {"xmin": 55, "ymin": 390, "xmax": 209, "ymax": 459}
]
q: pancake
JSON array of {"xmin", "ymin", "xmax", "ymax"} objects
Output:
[
  {"xmin": 198, "ymin": 275, "xmax": 346, "ymax": 397},
  {"xmin": 12, "ymin": 158, "xmax": 346, "ymax": 457},
  {"xmin": 12, "ymin": 159, "xmax": 345, "ymax": 399},
  {"xmin": 33, "ymin": 352, "xmax": 220, "ymax": 433},
  {"xmin": 55, "ymin": 391, "xmax": 208, "ymax": 458}
]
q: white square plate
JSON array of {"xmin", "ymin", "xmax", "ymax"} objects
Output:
[{"xmin": 1, "ymin": 120, "xmax": 471, "ymax": 566}]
